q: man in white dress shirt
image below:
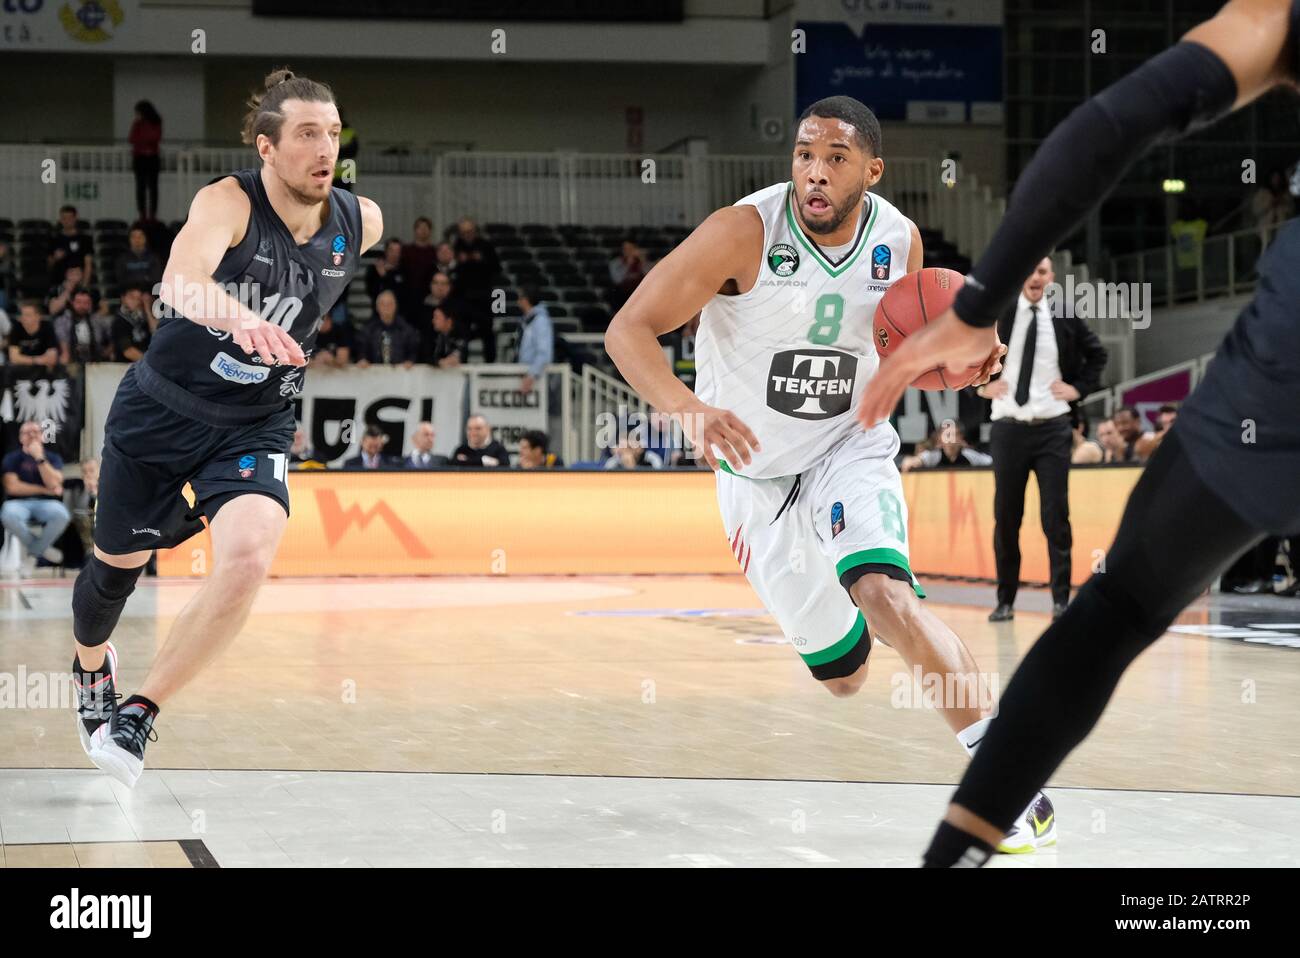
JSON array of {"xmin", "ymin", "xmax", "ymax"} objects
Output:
[{"xmin": 976, "ymin": 256, "xmax": 1107, "ymax": 621}]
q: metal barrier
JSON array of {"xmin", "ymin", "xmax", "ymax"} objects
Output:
[
  {"xmin": 1, "ymin": 144, "xmax": 1009, "ymax": 261},
  {"xmin": 1103, "ymin": 221, "xmax": 1286, "ymax": 309}
]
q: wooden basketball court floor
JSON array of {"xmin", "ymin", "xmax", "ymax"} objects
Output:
[{"xmin": 0, "ymin": 572, "xmax": 1296, "ymax": 868}]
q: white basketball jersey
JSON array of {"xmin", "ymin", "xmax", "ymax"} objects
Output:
[{"xmin": 695, "ymin": 181, "xmax": 910, "ymax": 479}]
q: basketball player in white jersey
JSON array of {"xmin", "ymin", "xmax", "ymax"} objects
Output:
[{"xmin": 606, "ymin": 96, "xmax": 1052, "ymax": 854}]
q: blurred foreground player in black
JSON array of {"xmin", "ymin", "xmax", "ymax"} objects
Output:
[{"xmin": 857, "ymin": 0, "xmax": 1300, "ymax": 865}]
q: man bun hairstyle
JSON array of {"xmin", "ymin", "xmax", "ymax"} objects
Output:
[{"xmin": 241, "ymin": 67, "xmax": 335, "ymax": 146}]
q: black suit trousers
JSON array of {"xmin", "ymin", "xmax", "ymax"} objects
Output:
[{"xmin": 991, "ymin": 415, "xmax": 1073, "ymax": 605}]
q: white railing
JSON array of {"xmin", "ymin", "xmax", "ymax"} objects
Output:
[
  {"xmin": 0, "ymin": 144, "xmax": 434, "ymax": 241},
  {"xmin": 1074, "ymin": 353, "xmax": 1214, "ymax": 434},
  {"xmin": 432, "ymin": 150, "xmax": 1006, "ymax": 255},
  {"xmin": 0, "ymin": 144, "xmax": 1008, "ymax": 261},
  {"xmin": 578, "ymin": 365, "xmax": 648, "ymax": 463},
  {"xmin": 1103, "ymin": 221, "xmax": 1286, "ymax": 310}
]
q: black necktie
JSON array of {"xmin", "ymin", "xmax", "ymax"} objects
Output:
[{"xmin": 1015, "ymin": 304, "xmax": 1038, "ymax": 407}]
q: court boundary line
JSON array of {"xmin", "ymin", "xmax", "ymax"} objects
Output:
[{"xmin": 1, "ymin": 767, "xmax": 1294, "ymax": 800}]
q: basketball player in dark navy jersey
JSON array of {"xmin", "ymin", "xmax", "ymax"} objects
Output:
[
  {"xmin": 856, "ymin": 0, "xmax": 1300, "ymax": 865},
  {"xmin": 72, "ymin": 69, "xmax": 383, "ymax": 787}
]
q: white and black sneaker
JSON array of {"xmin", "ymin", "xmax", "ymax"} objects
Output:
[
  {"xmin": 89, "ymin": 695, "xmax": 159, "ymax": 789},
  {"xmin": 997, "ymin": 791, "xmax": 1057, "ymax": 854},
  {"xmin": 74, "ymin": 642, "xmax": 119, "ymax": 758}
]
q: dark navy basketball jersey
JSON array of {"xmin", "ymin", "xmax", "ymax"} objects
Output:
[{"xmin": 145, "ymin": 168, "xmax": 363, "ymax": 407}]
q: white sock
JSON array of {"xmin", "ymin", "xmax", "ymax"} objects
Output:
[{"xmin": 955, "ymin": 716, "xmax": 993, "ymax": 757}]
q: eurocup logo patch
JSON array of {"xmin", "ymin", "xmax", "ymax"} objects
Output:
[
  {"xmin": 238, "ymin": 454, "xmax": 257, "ymax": 479},
  {"xmin": 871, "ymin": 244, "xmax": 891, "ymax": 280},
  {"xmin": 767, "ymin": 243, "xmax": 799, "ymax": 277},
  {"xmin": 331, "ymin": 233, "xmax": 347, "ymax": 266},
  {"xmin": 830, "ymin": 501, "xmax": 846, "ymax": 538},
  {"xmin": 875, "ymin": 326, "xmax": 889, "ymax": 350}
]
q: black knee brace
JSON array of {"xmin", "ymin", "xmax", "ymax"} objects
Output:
[{"xmin": 72, "ymin": 556, "xmax": 146, "ymax": 648}]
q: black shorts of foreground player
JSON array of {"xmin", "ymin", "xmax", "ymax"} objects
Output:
[
  {"xmin": 70, "ymin": 69, "xmax": 383, "ymax": 788},
  {"xmin": 854, "ymin": 0, "xmax": 1300, "ymax": 866}
]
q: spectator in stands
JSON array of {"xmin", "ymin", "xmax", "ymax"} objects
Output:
[
  {"xmin": 517, "ymin": 430, "xmax": 563, "ymax": 469},
  {"xmin": 517, "ymin": 284, "xmax": 553, "ymax": 394},
  {"xmin": 0, "ymin": 302, "xmax": 9, "ymax": 366},
  {"xmin": 401, "ymin": 218, "xmax": 439, "ymax": 318},
  {"xmin": 343, "ymin": 425, "xmax": 398, "ymax": 470},
  {"xmin": 288, "ymin": 428, "xmax": 314, "ymax": 464},
  {"xmin": 1095, "ymin": 417, "xmax": 1127, "ymax": 464},
  {"xmin": 365, "ymin": 237, "xmax": 408, "ymax": 308},
  {"xmin": 1135, "ymin": 403, "xmax": 1178, "ymax": 461},
  {"xmin": 8, "ymin": 302, "xmax": 58, "ymax": 370},
  {"xmin": 452, "ymin": 217, "xmax": 500, "ymax": 363},
  {"xmin": 435, "ymin": 241, "xmax": 458, "ymax": 279},
  {"xmin": 420, "ymin": 307, "xmax": 466, "ymax": 368},
  {"xmin": 46, "ymin": 264, "xmax": 89, "ymax": 317},
  {"xmin": 1, "ymin": 420, "xmax": 70, "ymax": 575},
  {"xmin": 110, "ymin": 285, "xmax": 153, "ymax": 362},
  {"xmin": 356, "ymin": 290, "xmax": 418, "ymax": 368},
  {"xmin": 48, "ymin": 205, "xmax": 94, "ymax": 285},
  {"xmin": 452, "ymin": 414, "xmax": 511, "ymax": 468},
  {"xmin": 0, "ymin": 239, "xmax": 14, "ymax": 313},
  {"xmin": 608, "ymin": 239, "xmax": 650, "ymax": 312},
  {"xmin": 901, "ymin": 421, "xmax": 993, "ymax": 470},
  {"xmin": 1112, "ymin": 405, "xmax": 1144, "ymax": 463},
  {"xmin": 405, "ymin": 422, "xmax": 449, "ymax": 469},
  {"xmin": 417, "ymin": 272, "xmax": 462, "ymax": 352},
  {"xmin": 54, "ymin": 289, "xmax": 111, "ymax": 365},
  {"xmin": 604, "ymin": 438, "xmax": 664, "ymax": 470},
  {"xmin": 69, "ymin": 456, "xmax": 99, "ymax": 561},
  {"xmin": 1070, "ymin": 413, "xmax": 1107, "ymax": 464},
  {"xmin": 129, "ymin": 100, "xmax": 163, "ymax": 221},
  {"xmin": 311, "ymin": 311, "xmax": 353, "ymax": 368},
  {"xmin": 114, "ymin": 227, "xmax": 163, "ymax": 292}
]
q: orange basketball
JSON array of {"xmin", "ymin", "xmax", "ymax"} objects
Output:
[{"xmin": 873, "ymin": 267, "xmax": 983, "ymax": 391}]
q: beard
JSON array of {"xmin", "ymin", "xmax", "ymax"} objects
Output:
[
  {"xmin": 275, "ymin": 165, "xmax": 331, "ymax": 207},
  {"xmin": 801, "ymin": 181, "xmax": 865, "ymax": 236}
]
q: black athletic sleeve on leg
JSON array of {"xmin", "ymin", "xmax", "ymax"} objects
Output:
[{"xmin": 953, "ymin": 42, "xmax": 1239, "ymax": 328}]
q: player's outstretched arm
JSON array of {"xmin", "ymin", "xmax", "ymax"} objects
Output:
[
  {"xmin": 160, "ymin": 177, "xmax": 305, "ymax": 366},
  {"xmin": 858, "ymin": 0, "xmax": 1295, "ymax": 426},
  {"xmin": 605, "ymin": 205, "xmax": 763, "ymax": 469}
]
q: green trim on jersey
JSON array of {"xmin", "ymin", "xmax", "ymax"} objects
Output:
[
  {"xmin": 835, "ymin": 547, "xmax": 927, "ymax": 598},
  {"xmin": 783, "ymin": 183, "xmax": 879, "ymax": 278},
  {"xmin": 800, "ymin": 610, "xmax": 868, "ymax": 666}
]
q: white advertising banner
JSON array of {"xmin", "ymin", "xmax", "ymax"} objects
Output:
[
  {"xmin": 466, "ymin": 365, "xmax": 547, "ymax": 456},
  {"xmin": 83, "ymin": 363, "xmax": 466, "ymax": 466},
  {"xmin": 1, "ymin": 0, "xmax": 141, "ymax": 51}
]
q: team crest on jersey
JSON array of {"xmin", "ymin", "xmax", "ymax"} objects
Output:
[
  {"xmin": 871, "ymin": 244, "xmax": 892, "ymax": 280},
  {"xmin": 331, "ymin": 233, "xmax": 347, "ymax": 266},
  {"xmin": 237, "ymin": 454, "xmax": 257, "ymax": 479},
  {"xmin": 831, "ymin": 501, "xmax": 846, "ymax": 538},
  {"xmin": 767, "ymin": 243, "xmax": 799, "ymax": 277}
]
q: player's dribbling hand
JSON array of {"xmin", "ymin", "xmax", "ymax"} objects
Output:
[
  {"xmin": 678, "ymin": 402, "xmax": 761, "ymax": 472},
  {"xmin": 231, "ymin": 318, "xmax": 306, "ymax": 367},
  {"xmin": 858, "ymin": 308, "xmax": 1003, "ymax": 428}
]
